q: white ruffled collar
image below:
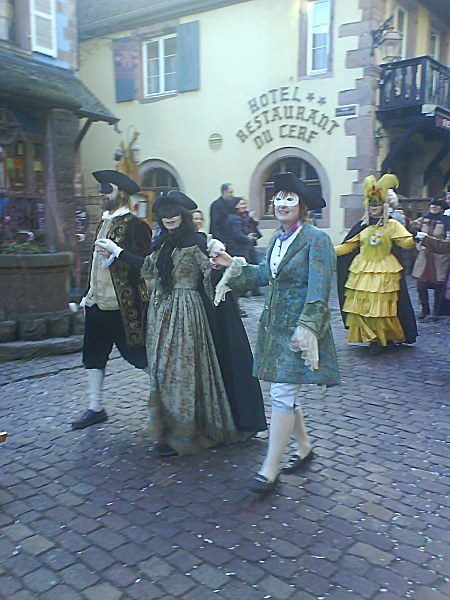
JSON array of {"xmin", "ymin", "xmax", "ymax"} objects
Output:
[{"xmin": 102, "ymin": 206, "xmax": 130, "ymax": 221}]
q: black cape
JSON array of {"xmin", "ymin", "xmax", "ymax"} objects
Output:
[
  {"xmin": 336, "ymin": 218, "xmax": 418, "ymax": 344},
  {"xmin": 197, "ymin": 237, "xmax": 267, "ymax": 432}
]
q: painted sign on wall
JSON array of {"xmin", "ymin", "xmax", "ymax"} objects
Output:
[{"xmin": 236, "ymin": 86, "xmax": 340, "ymax": 150}]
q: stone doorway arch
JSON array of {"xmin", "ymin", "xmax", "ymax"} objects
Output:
[{"xmin": 248, "ymin": 147, "xmax": 330, "ymax": 229}]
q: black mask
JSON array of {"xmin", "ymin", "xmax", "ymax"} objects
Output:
[{"xmin": 159, "ymin": 206, "xmax": 182, "ymax": 218}]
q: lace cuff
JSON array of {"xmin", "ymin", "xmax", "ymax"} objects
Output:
[
  {"xmin": 214, "ymin": 257, "xmax": 247, "ymax": 306},
  {"xmin": 289, "ymin": 325, "xmax": 319, "ymax": 372}
]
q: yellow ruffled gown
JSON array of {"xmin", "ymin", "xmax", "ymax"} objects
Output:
[{"xmin": 335, "ymin": 219, "xmax": 415, "ymax": 346}]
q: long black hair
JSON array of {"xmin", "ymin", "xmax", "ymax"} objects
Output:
[{"xmin": 153, "ymin": 206, "xmax": 197, "ymax": 293}]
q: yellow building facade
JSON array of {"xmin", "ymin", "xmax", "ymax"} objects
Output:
[{"xmin": 77, "ymin": 0, "xmax": 449, "ymax": 244}]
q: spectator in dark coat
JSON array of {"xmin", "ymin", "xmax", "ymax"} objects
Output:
[
  {"xmin": 225, "ymin": 198, "xmax": 263, "ymax": 296},
  {"xmin": 209, "ymin": 183, "xmax": 234, "ymax": 243},
  {"xmin": 225, "ymin": 197, "xmax": 258, "ymax": 260}
]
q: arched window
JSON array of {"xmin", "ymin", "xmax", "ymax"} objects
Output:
[
  {"xmin": 262, "ymin": 158, "xmax": 322, "ymax": 219},
  {"xmin": 141, "ymin": 168, "xmax": 179, "ymax": 193},
  {"xmin": 139, "ymin": 161, "xmax": 182, "ymax": 222}
]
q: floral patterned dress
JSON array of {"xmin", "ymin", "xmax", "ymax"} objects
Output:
[
  {"xmin": 141, "ymin": 244, "xmax": 241, "ymax": 455},
  {"xmin": 335, "ymin": 219, "xmax": 415, "ymax": 346}
]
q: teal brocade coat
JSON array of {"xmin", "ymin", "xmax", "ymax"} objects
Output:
[{"xmin": 229, "ymin": 223, "xmax": 340, "ymax": 386}]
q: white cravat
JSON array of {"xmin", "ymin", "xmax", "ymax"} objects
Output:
[
  {"xmin": 101, "ymin": 206, "xmax": 130, "ymax": 221},
  {"xmin": 269, "ymin": 225, "xmax": 302, "ymax": 278}
]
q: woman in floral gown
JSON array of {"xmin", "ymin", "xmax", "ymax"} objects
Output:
[
  {"xmin": 96, "ymin": 191, "xmax": 265, "ymax": 456},
  {"xmin": 335, "ymin": 174, "xmax": 416, "ymax": 351}
]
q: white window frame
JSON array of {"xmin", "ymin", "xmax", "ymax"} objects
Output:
[
  {"xmin": 429, "ymin": 30, "xmax": 440, "ymax": 60},
  {"xmin": 30, "ymin": 0, "xmax": 57, "ymax": 58},
  {"xmin": 395, "ymin": 6, "xmax": 408, "ymax": 59},
  {"xmin": 142, "ymin": 34, "xmax": 177, "ymax": 98},
  {"xmin": 307, "ymin": 0, "xmax": 331, "ymax": 75}
]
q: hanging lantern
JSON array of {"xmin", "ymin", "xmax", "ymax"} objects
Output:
[{"xmin": 379, "ymin": 27, "xmax": 403, "ymax": 63}]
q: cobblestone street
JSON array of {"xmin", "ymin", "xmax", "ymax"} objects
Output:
[{"xmin": 1, "ymin": 279, "xmax": 449, "ymax": 599}]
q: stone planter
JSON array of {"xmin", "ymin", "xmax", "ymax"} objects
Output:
[{"xmin": 0, "ymin": 252, "xmax": 75, "ymax": 341}]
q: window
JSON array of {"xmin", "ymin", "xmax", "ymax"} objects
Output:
[
  {"xmin": 2, "ymin": 0, "xmax": 27, "ymax": 48},
  {"xmin": 262, "ymin": 158, "xmax": 322, "ymax": 218},
  {"xmin": 114, "ymin": 22, "xmax": 199, "ymax": 102},
  {"xmin": 141, "ymin": 166, "xmax": 180, "ymax": 221},
  {"xmin": 6, "ymin": 0, "xmax": 17, "ymax": 43},
  {"xmin": 395, "ymin": 7, "xmax": 408, "ymax": 59},
  {"xmin": 142, "ymin": 35, "xmax": 177, "ymax": 97},
  {"xmin": 0, "ymin": 139, "xmax": 46, "ymax": 244},
  {"xmin": 307, "ymin": 0, "xmax": 331, "ymax": 75},
  {"xmin": 0, "ymin": 107, "xmax": 46, "ymax": 244},
  {"xmin": 30, "ymin": 0, "xmax": 57, "ymax": 57},
  {"xmin": 141, "ymin": 168, "xmax": 179, "ymax": 192},
  {"xmin": 429, "ymin": 30, "xmax": 440, "ymax": 60}
]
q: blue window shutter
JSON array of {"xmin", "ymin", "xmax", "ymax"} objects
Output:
[
  {"xmin": 176, "ymin": 21, "xmax": 200, "ymax": 93},
  {"xmin": 113, "ymin": 37, "xmax": 140, "ymax": 102}
]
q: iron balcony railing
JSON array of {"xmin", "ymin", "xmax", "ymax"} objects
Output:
[{"xmin": 379, "ymin": 56, "xmax": 450, "ymax": 112}]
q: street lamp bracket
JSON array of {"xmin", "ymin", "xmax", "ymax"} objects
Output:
[{"xmin": 371, "ymin": 15, "xmax": 394, "ymax": 56}]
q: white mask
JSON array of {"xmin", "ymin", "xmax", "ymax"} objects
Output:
[{"xmin": 274, "ymin": 190, "xmax": 299, "ymax": 207}]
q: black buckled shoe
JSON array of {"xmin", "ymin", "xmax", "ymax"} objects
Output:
[
  {"xmin": 71, "ymin": 409, "xmax": 108, "ymax": 430},
  {"xmin": 157, "ymin": 443, "xmax": 178, "ymax": 457},
  {"xmin": 249, "ymin": 474, "xmax": 279, "ymax": 495},
  {"xmin": 282, "ymin": 450, "xmax": 314, "ymax": 474}
]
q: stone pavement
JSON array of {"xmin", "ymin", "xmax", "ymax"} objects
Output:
[{"xmin": 1, "ymin": 278, "xmax": 449, "ymax": 599}]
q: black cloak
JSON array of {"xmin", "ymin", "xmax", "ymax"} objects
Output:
[
  {"xmin": 336, "ymin": 218, "xmax": 418, "ymax": 344},
  {"xmin": 197, "ymin": 236, "xmax": 267, "ymax": 432}
]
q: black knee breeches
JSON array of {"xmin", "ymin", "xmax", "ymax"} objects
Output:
[{"xmin": 82, "ymin": 305, "xmax": 147, "ymax": 370}]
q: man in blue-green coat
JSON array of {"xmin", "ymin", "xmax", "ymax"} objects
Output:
[{"xmin": 211, "ymin": 172, "xmax": 340, "ymax": 494}]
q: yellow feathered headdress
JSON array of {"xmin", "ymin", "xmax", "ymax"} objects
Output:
[
  {"xmin": 363, "ymin": 174, "xmax": 399, "ymax": 206},
  {"xmin": 362, "ymin": 174, "xmax": 399, "ymax": 226}
]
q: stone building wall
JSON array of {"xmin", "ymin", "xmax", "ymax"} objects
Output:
[
  {"xmin": 45, "ymin": 109, "xmax": 79, "ymax": 253},
  {"xmin": 338, "ymin": 0, "xmax": 385, "ymax": 227}
]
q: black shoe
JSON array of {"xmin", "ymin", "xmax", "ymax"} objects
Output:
[
  {"xmin": 417, "ymin": 310, "xmax": 430, "ymax": 320},
  {"xmin": 157, "ymin": 443, "xmax": 178, "ymax": 457},
  {"xmin": 367, "ymin": 342, "xmax": 383, "ymax": 355},
  {"xmin": 240, "ymin": 310, "xmax": 248, "ymax": 318},
  {"xmin": 282, "ymin": 450, "xmax": 314, "ymax": 474},
  {"xmin": 251, "ymin": 290, "xmax": 264, "ymax": 297},
  {"xmin": 71, "ymin": 409, "xmax": 108, "ymax": 430},
  {"xmin": 249, "ymin": 474, "xmax": 279, "ymax": 495}
]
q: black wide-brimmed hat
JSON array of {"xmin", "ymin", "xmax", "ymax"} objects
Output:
[
  {"xmin": 92, "ymin": 170, "xmax": 141, "ymax": 195},
  {"xmin": 274, "ymin": 172, "xmax": 326, "ymax": 210},
  {"xmin": 153, "ymin": 190, "xmax": 197, "ymax": 215}
]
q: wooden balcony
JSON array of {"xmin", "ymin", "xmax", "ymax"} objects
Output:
[{"xmin": 378, "ymin": 56, "xmax": 449, "ymax": 120}]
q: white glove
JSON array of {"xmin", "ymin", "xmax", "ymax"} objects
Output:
[
  {"xmin": 289, "ymin": 326, "xmax": 319, "ymax": 372},
  {"xmin": 415, "ymin": 232, "xmax": 428, "ymax": 240},
  {"xmin": 95, "ymin": 238, "xmax": 123, "ymax": 258},
  {"xmin": 101, "ymin": 255, "xmax": 115, "ymax": 269},
  {"xmin": 207, "ymin": 234, "xmax": 225, "ymax": 257},
  {"xmin": 214, "ymin": 256, "xmax": 247, "ymax": 305}
]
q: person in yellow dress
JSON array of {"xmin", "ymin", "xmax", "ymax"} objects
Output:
[{"xmin": 335, "ymin": 174, "xmax": 417, "ymax": 352}]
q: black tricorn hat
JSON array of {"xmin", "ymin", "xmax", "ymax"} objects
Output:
[
  {"xmin": 153, "ymin": 190, "xmax": 197, "ymax": 215},
  {"xmin": 92, "ymin": 170, "xmax": 141, "ymax": 195},
  {"xmin": 274, "ymin": 172, "xmax": 326, "ymax": 210}
]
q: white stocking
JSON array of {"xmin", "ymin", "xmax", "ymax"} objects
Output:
[
  {"xmin": 291, "ymin": 407, "xmax": 311, "ymax": 458},
  {"xmin": 259, "ymin": 409, "xmax": 295, "ymax": 483},
  {"xmin": 87, "ymin": 369, "xmax": 104, "ymax": 412}
]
